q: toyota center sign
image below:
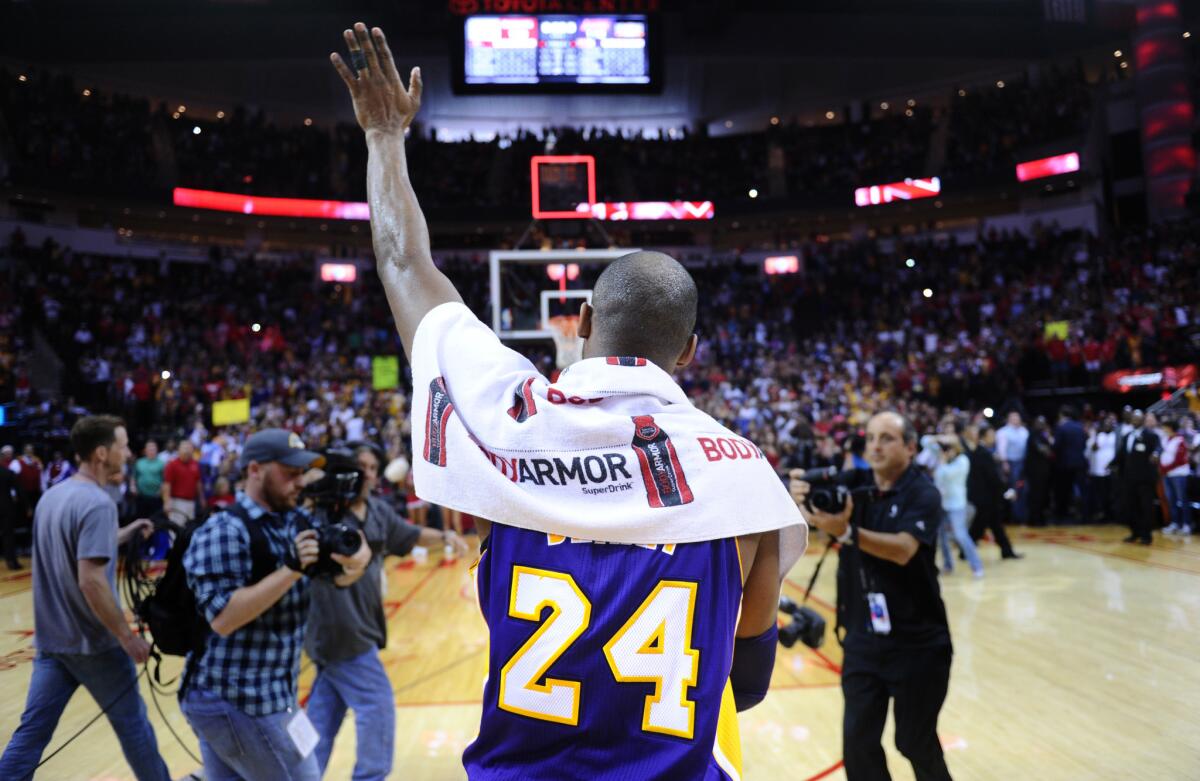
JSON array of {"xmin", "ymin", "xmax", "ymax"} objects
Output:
[{"xmin": 1102, "ymin": 365, "xmax": 1196, "ymax": 393}]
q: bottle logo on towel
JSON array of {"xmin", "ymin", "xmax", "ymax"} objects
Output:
[
  {"xmin": 507, "ymin": 376, "xmax": 539, "ymax": 423},
  {"xmin": 630, "ymin": 414, "xmax": 694, "ymax": 508},
  {"xmin": 424, "ymin": 377, "xmax": 454, "ymax": 467}
]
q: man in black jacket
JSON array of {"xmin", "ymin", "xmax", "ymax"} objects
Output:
[
  {"xmin": 1113, "ymin": 410, "xmax": 1161, "ymax": 545},
  {"xmin": 963, "ymin": 423, "xmax": 1021, "ymax": 560},
  {"xmin": 791, "ymin": 411, "xmax": 954, "ymax": 781}
]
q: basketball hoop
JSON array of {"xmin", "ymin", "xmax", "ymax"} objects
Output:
[{"xmin": 547, "ymin": 314, "xmax": 584, "ymax": 370}]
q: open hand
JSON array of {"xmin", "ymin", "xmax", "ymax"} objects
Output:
[{"xmin": 331, "ymin": 23, "xmax": 422, "ymax": 136}]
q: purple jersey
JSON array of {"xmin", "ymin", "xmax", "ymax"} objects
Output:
[{"xmin": 463, "ymin": 523, "xmax": 745, "ymax": 780}]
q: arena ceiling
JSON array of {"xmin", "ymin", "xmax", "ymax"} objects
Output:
[{"xmin": 0, "ymin": 0, "xmax": 1186, "ymax": 127}]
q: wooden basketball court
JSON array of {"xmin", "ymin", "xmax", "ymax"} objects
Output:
[{"xmin": 2, "ymin": 525, "xmax": 1198, "ymax": 780}]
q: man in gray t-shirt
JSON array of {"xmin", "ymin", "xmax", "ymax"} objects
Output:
[
  {"xmin": 0, "ymin": 416, "xmax": 170, "ymax": 781},
  {"xmin": 305, "ymin": 444, "xmax": 468, "ymax": 781}
]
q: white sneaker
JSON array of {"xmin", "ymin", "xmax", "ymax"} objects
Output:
[
  {"xmin": 972, "ymin": 570, "xmax": 984, "ymax": 580},
  {"xmin": 1163, "ymin": 524, "xmax": 1180, "ymax": 535}
]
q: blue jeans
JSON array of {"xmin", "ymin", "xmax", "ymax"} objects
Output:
[
  {"xmin": 1165, "ymin": 476, "xmax": 1193, "ymax": 529},
  {"xmin": 306, "ymin": 647, "xmax": 395, "ymax": 781},
  {"xmin": 181, "ymin": 686, "xmax": 320, "ymax": 781},
  {"xmin": 939, "ymin": 507, "xmax": 983, "ymax": 575},
  {"xmin": 0, "ymin": 647, "xmax": 169, "ymax": 781}
]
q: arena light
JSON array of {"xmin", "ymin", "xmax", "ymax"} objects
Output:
[
  {"xmin": 575, "ymin": 201, "xmax": 715, "ymax": 221},
  {"xmin": 173, "ymin": 188, "xmax": 371, "ymax": 220},
  {"xmin": 854, "ymin": 177, "xmax": 941, "ymax": 207},
  {"xmin": 1015, "ymin": 152, "xmax": 1080, "ymax": 182},
  {"xmin": 905, "ymin": 258, "xmax": 916, "ymax": 268},
  {"xmin": 546, "ymin": 263, "xmax": 581, "ymax": 282},
  {"xmin": 251, "ymin": 323, "xmax": 262, "ymax": 333},
  {"xmin": 320, "ymin": 263, "xmax": 358, "ymax": 283},
  {"xmin": 763, "ymin": 255, "xmax": 800, "ymax": 275},
  {"xmin": 161, "ymin": 370, "xmax": 171, "ymax": 380}
]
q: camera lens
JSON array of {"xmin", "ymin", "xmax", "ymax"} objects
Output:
[{"xmin": 331, "ymin": 526, "xmax": 361, "ymax": 557}]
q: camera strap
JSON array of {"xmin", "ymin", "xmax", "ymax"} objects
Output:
[
  {"xmin": 800, "ymin": 535, "xmax": 837, "ymax": 605},
  {"xmin": 226, "ymin": 503, "xmax": 285, "ymax": 585}
]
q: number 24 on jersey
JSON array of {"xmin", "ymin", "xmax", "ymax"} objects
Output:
[{"xmin": 498, "ymin": 565, "xmax": 701, "ymax": 739}]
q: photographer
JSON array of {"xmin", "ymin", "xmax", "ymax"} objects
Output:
[
  {"xmin": 305, "ymin": 443, "xmax": 468, "ymax": 780},
  {"xmin": 181, "ymin": 429, "xmax": 371, "ymax": 781},
  {"xmin": 0, "ymin": 416, "xmax": 167, "ymax": 780},
  {"xmin": 790, "ymin": 411, "xmax": 954, "ymax": 781}
]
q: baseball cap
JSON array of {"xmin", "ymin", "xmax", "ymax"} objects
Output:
[{"xmin": 239, "ymin": 429, "xmax": 325, "ymax": 470}]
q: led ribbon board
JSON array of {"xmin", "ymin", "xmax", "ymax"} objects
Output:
[
  {"xmin": 1015, "ymin": 152, "xmax": 1080, "ymax": 182},
  {"xmin": 853, "ymin": 177, "xmax": 941, "ymax": 207}
]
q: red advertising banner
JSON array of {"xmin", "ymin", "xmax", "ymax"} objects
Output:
[
  {"xmin": 576, "ymin": 201, "xmax": 714, "ymax": 220},
  {"xmin": 174, "ymin": 188, "xmax": 370, "ymax": 220},
  {"xmin": 763, "ymin": 255, "xmax": 800, "ymax": 275},
  {"xmin": 853, "ymin": 177, "xmax": 941, "ymax": 207},
  {"xmin": 319, "ymin": 263, "xmax": 358, "ymax": 283},
  {"xmin": 1102, "ymin": 364, "xmax": 1197, "ymax": 393},
  {"xmin": 1015, "ymin": 152, "xmax": 1080, "ymax": 182}
]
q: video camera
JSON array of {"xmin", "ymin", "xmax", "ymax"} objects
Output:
[{"xmin": 298, "ymin": 447, "xmax": 365, "ymax": 579}]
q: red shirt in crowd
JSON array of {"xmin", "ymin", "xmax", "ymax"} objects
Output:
[{"xmin": 163, "ymin": 457, "xmax": 202, "ymax": 500}]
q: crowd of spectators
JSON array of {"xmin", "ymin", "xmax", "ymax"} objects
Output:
[
  {"xmin": 3, "ymin": 213, "xmax": 1196, "ymax": 484},
  {"xmin": 0, "ymin": 69, "xmax": 158, "ymax": 198},
  {"xmin": 944, "ymin": 64, "xmax": 1092, "ymax": 186},
  {"xmin": 1, "ymin": 64, "xmax": 1091, "ymax": 212}
]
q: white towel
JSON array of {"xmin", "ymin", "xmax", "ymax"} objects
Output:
[{"xmin": 410, "ymin": 303, "xmax": 808, "ymax": 549}]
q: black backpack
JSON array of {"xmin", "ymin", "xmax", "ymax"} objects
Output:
[{"xmin": 134, "ymin": 503, "xmax": 280, "ymax": 658}]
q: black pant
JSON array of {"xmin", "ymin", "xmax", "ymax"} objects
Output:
[
  {"xmin": 1052, "ymin": 465, "xmax": 1087, "ymax": 521},
  {"xmin": 968, "ymin": 501, "xmax": 1015, "ymax": 556},
  {"xmin": 842, "ymin": 642, "xmax": 953, "ymax": 781},
  {"xmin": 1026, "ymin": 466, "xmax": 1050, "ymax": 525},
  {"xmin": 0, "ymin": 506, "xmax": 18, "ymax": 567},
  {"xmin": 1124, "ymin": 480, "xmax": 1157, "ymax": 541},
  {"xmin": 1083, "ymin": 474, "xmax": 1112, "ymax": 522}
]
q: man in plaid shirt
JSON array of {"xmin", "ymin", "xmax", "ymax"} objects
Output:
[{"xmin": 181, "ymin": 429, "xmax": 371, "ymax": 781}]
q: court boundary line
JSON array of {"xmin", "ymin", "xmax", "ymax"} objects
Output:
[{"xmin": 804, "ymin": 759, "xmax": 845, "ymax": 781}]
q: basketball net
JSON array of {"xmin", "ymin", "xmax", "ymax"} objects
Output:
[{"xmin": 547, "ymin": 314, "xmax": 584, "ymax": 370}]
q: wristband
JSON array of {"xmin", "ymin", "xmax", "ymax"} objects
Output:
[
  {"xmin": 282, "ymin": 546, "xmax": 305, "ymax": 574},
  {"xmin": 836, "ymin": 524, "xmax": 854, "ymax": 545}
]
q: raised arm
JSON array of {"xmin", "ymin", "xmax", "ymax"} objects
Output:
[{"xmin": 331, "ymin": 23, "xmax": 462, "ymax": 356}]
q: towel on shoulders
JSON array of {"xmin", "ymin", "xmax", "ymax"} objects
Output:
[{"xmin": 410, "ymin": 302, "xmax": 807, "ymax": 551}]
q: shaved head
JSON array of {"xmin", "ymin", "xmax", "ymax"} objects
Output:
[{"xmin": 580, "ymin": 251, "xmax": 698, "ymax": 371}]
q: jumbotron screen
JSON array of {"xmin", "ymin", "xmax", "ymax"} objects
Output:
[{"xmin": 455, "ymin": 15, "xmax": 658, "ymax": 92}]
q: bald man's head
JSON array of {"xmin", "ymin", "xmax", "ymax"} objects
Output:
[{"xmin": 578, "ymin": 251, "xmax": 698, "ymax": 372}]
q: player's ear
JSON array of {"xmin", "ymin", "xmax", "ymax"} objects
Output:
[
  {"xmin": 576, "ymin": 302, "xmax": 593, "ymax": 340},
  {"xmin": 675, "ymin": 334, "xmax": 698, "ymax": 368}
]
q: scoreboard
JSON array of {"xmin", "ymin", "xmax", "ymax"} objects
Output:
[{"xmin": 453, "ymin": 14, "xmax": 659, "ymax": 93}]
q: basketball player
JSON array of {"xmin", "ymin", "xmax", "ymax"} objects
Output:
[{"xmin": 332, "ymin": 24, "xmax": 805, "ymax": 779}]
